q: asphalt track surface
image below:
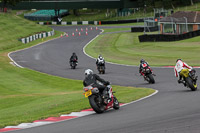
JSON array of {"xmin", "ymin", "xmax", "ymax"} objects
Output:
[{"xmin": 9, "ymin": 26, "xmax": 200, "ymax": 133}]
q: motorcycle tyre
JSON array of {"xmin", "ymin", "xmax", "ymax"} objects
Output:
[
  {"xmin": 186, "ymin": 77, "xmax": 197, "ymax": 91},
  {"xmin": 147, "ymin": 74, "xmax": 155, "ymax": 84},
  {"xmin": 89, "ymin": 95, "xmax": 104, "ymax": 114},
  {"xmin": 71, "ymin": 64, "xmax": 76, "ymax": 69},
  {"xmin": 102, "ymin": 69, "xmax": 105, "ymax": 74},
  {"xmin": 113, "ymin": 96, "xmax": 120, "ymax": 110}
]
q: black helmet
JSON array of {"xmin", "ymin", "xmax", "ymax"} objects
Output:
[
  {"xmin": 140, "ymin": 59, "xmax": 145, "ymax": 63},
  {"xmin": 176, "ymin": 59, "xmax": 181, "ymax": 62}
]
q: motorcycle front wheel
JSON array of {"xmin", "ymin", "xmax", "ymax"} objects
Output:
[
  {"xmin": 113, "ymin": 96, "xmax": 120, "ymax": 110},
  {"xmin": 89, "ymin": 95, "xmax": 104, "ymax": 114},
  {"xmin": 146, "ymin": 74, "xmax": 155, "ymax": 84}
]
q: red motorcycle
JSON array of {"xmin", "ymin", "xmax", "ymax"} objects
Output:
[
  {"xmin": 140, "ymin": 64, "xmax": 155, "ymax": 84},
  {"xmin": 83, "ymin": 85, "xmax": 119, "ymax": 113}
]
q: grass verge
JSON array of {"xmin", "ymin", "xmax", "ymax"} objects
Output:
[
  {"xmin": 0, "ymin": 12, "xmax": 155, "ymax": 128},
  {"xmin": 85, "ymin": 31, "xmax": 200, "ymax": 66}
]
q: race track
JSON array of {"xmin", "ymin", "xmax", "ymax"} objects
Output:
[{"xmin": 9, "ymin": 26, "xmax": 200, "ymax": 133}]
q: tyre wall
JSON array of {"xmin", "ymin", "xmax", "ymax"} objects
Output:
[{"xmin": 139, "ymin": 30, "xmax": 200, "ymax": 42}]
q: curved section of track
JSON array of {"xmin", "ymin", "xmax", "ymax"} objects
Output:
[{"xmin": 9, "ymin": 26, "xmax": 200, "ymax": 133}]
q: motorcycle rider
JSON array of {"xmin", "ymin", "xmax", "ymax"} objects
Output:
[
  {"xmin": 96, "ymin": 55, "xmax": 105, "ymax": 70},
  {"xmin": 69, "ymin": 52, "xmax": 78, "ymax": 66},
  {"xmin": 83, "ymin": 69, "xmax": 110, "ymax": 104},
  {"xmin": 174, "ymin": 59, "xmax": 193, "ymax": 84},
  {"xmin": 139, "ymin": 59, "xmax": 153, "ymax": 76}
]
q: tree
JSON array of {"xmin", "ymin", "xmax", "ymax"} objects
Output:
[
  {"xmin": 1, "ymin": 0, "xmax": 21, "ymax": 12},
  {"xmin": 191, "ymin": 0, "xmax": 194, "ymax": 5}
]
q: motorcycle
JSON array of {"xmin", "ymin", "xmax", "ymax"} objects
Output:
[
  {"xmin": 97, "ymin": 62, "xmax": 105, "ymax": 74},
  {"xmin": 141, "ymin": 67, "xmax": 155, "ymax": 84},
  {"xmin": 179, "ymin": 69, "xmax": 198, "ymax": 91},
  {"xmin": 83, "ymin": 85, "xmax": 120, "ymax": 114},
  {"xmin": 70, "ymin": 60, "xmax": 78, "ymax": 69}
]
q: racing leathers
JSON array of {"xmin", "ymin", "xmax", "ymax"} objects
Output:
[
  {"xmin": 96, "ymin": 57, "xmax": 105, "ymax": 69},
  {"xmin": 83, "ymin": 74, "xmax": 110, "ymax": 100},
  {"xmin": 139, "ymin": 61, "xmax": 153, "ymax": 76},
  {"xmin": 70, "ymin": 53, "xmax": 78, "ymax": 66},
  {"xmin": 174, "ymin": 60, "xmax": 192, "ymax": 82}
]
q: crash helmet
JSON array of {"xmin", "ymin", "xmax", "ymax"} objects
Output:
[
  {"xmin": 98, "ymin": 54, "xmax": 102, "ymax": 58},
  {"xmin": 140, "ymin": 59, "xmax": 145, "ymax": 63},
  {"xmin": 176, "ymin": 59, "xmax": 182, "ymax": 62},
  {"xmin": 99, "ymin": 56, "xmax": 103, "ymax": 60},
  {"xmin": 84, "ymin": 69, "xmax": 93, "ymax": 76}
]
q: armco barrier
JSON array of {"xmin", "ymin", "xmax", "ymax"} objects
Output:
[
  {"xmin": 100, "ymin": 18, "xmax": 144, "ymax": 24},
  {"xmin": 131, "ymin": 26, "xmax": 158, "ymax": 32},
  {"xmin": 19, "ymin": 30, "xmax": 55, "ymax": 44},
  {"xmin": 38, "ymin": 18, "xmax": 145, "ymax": 25},
  {"xmin": 38, "ymin": 21, "xmax": 98, "ymax": 25},
  {"xmin": 139, "ymin": 29, "xmax": 200, "ymax": 42}
]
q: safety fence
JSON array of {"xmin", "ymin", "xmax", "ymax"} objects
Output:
[
  {"xmin": 38, "ymin": 18, "xmax": 145, "ymax": 25},
  {"xmin": 139, "ymin": 29, "xmax": 200, "ymax": 42},
  {"xmin": 19, "ymin": 30, "xmax": 55, "ymax": 44},
  {"xmin": 131, "ymin": 26, "xmax": 158, "ymax": 32},
  {"xmin": 38, "ymin": 21, "xmax": 99, "ymax": 25}
]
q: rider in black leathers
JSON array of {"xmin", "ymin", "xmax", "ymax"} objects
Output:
[
  {"xmin": 83, "ymin": 69, "xmax": 110, "ymax": 102},
  {"xmin": 69, "ymin": 52, "xmax": 78, "ymax": 66},
  {"xmin": 139, "ymin": 59, "xmax": 154, "ymax": 76}
]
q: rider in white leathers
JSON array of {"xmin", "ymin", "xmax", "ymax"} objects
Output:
[{"xmin": 174, "ymin": 59, "xmax": 192, "ymax": 83}]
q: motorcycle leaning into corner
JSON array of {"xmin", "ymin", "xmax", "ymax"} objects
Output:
[
  {"xmin": 140, "ymin": 66, "xmax": 155, "ymax": 84},
  {"xmin": 178, "ymin": 68, "xmax": 198, "ymax": 91},
  {"xmin": 83, "ymin": 84, "xmax": 120, "ymax": 114}
]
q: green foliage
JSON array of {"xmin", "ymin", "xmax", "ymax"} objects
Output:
[{"xmin": 1, "ymin": 0, "xmax": 21, "ymax": 6}]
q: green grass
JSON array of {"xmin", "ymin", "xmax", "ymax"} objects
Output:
[
  {"xmin": 0, "ymin": 12, "xmax": 155, "ymax": 128},
  {"xmin": 98, "ymin": 22, "xmax": 144, "ymax": 33},
  {"xmin": 85, "ymin": 32, "xmax": 200, "ymax": 66}
]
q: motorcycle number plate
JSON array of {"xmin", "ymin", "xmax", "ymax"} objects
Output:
[{"xmin": 85, "ymin": 90, "xmax": 92, "ymax": 97}]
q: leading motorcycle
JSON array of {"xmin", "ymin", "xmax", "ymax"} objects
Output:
[
  {"xmin": 179, "ymin": 69, "xmax": 198, "ymax": 91},
  {"xmin": 141, "ymin": 66, "xmax": 155, "ymax": 84},
  {"xmin": 83, "ymin": 85, "xmax": 119, "ymax": 114}
]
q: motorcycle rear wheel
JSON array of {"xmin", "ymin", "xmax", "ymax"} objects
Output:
[
  {"xmin": 89, "ymin": 95, "xmax": 104, "ymax": 113},
  {"xmin": 186, "ymin": 77, "xmax": 197, "ymax": 91}
]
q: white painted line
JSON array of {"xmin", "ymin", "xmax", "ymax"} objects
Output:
[
  {"xmin": 61, "ymin": 111, "xmax": 95, "ymax": 117},
  {"xmin": 5, "ymin": 122, "xmax": 53, "ymax": 129},
  {"xmin": 121, "ymin": 90, "xmax": 158, "ymax": 106}
]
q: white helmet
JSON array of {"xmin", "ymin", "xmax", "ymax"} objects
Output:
[{"xmin": 85, "ymin": 69, "xmax": 93, "ymax": 76}]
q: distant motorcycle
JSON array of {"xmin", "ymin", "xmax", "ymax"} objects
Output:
[
  {"xmin": 70, "ymin": 59, "xmax": 78, "ymax": 69},
  {"xmin": 141, "ymin": 67, "xmax": 155, "ymax": 84},
  {"xmin": 97, "ymin": 62, "xmax": 105, "ymax": 74},
  {"xmin": 83, "ymin": 84, "xmax": 119, "ymax": 114},
  {"xmin": 179, "ymin": 69, "xmax": 198, "ymax": 91}
]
